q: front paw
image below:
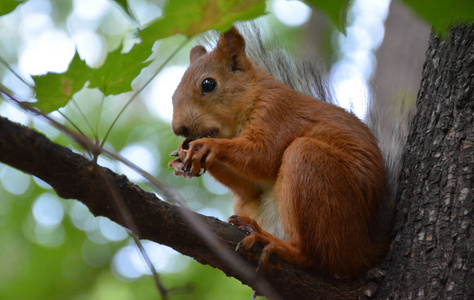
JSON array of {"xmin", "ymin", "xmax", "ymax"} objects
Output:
[
  {"xmin": 168, "ymin": 158, "xmax": 186, "ymax": 177},
  {"xmin": 168, "ymin": 141, "xmax": 188, "ymax": 177},
  {"xmin": 168, "ymin": 138, "xmax": 201, "ymax": 178},
  {"xmin": 182, "ymin": 138, "xmax": 216, "ymax": 177}
]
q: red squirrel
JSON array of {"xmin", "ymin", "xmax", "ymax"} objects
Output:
[{"xmin": 168, "ymin": 26, "xmax": 397, "ymax": 278}]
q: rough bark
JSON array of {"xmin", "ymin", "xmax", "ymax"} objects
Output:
[
  {"xmin": 0, "ymin": 115, "xmax": 363, "ymax": 299},
  {"xmin": 375, "ymin": 25, "xmax": 474, "ymax": 298}
]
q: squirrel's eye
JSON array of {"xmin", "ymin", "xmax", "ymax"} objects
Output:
[{"xmin": 201, "ymin": 78, "xmax": 217, "ymax": 95}]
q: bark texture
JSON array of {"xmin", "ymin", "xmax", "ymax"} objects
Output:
[{"xmin": 375, "ymin": 25, "xmax": 474, "ymax": 298}]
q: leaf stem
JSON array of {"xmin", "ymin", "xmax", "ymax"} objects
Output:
[
  {"xmin": 129, "ymin": 233, "xmax": 170, "ymax": 300},
  {"xmin": 100, "ymin": 37, "xmax": 191, "ymax": 149},
  {"xmin": 0, "ymin": 54, "xmax": 34, "ymax": 90}
]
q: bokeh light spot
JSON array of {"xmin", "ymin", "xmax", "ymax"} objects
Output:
[
  {"xmin": 272, "ymin": 0, "xmax": 311, "ymax": 27},
  {"xmin": 118, "ymin": 143, "xmax": 158, "ymax": 181},
  {"xmin": 1, "ymin": 166, "xmax": 31, "ymax": 195},
  {"xmin": 32, "ymin": 193, "xmax": 64, "ymax": 229}
]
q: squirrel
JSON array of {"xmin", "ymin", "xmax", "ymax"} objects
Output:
[{"xmin": 168, "ymin": 25, "xmax": 407, "ymax": 278}]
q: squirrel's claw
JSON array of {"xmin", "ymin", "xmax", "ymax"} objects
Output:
[
  {"xmin": 168, "ymin": 158, "xmax": 186, "ymax": 176},
  {"xmin": 229, "ymin": 214, "xmax": 280, "ymax": 272},
  {"xmin": 182, "ymin": 138, "xmax": 215, "ymax": 177}
]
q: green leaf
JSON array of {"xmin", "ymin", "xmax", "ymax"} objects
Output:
[
  {"xmin": 33, "ymin": 53, "xmax": 90, "ymax": 112},
  {"xmin": 110, "ymin": 0, "xmax": 128, "ymax": 13},
  {"xmin": 0, "ymin": 0, "xmax": 25, "ymax": 17},
  {"xmin": 140, "ymin": 0, "xmax": 266, "ymax": 41},
  {"xmin": 303, "ymin": 0, "xmax": 351, "ymax": 34},
  {"xmin": 32, "ymin": 0, "xmax": 265, "ymax": 112},
  {"xmin": 87, "ymin": 43, "xmax": 152, "ymax": 95},
  {"xmin": 403, "ymin": 0, "xmax": 474, "ymax": 35},
  {"xmin": 33, "ymin": 40, "xmax": 153, "ymax": 112},
  {"xmin": 109, "ymin": 0, "xmax": 136, "ymax": 21}
]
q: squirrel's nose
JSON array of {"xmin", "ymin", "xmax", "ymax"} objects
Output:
[{"xmin": 173, "ymin": 125, "xmax": 189, "ymax": 138}]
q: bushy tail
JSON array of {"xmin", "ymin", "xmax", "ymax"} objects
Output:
[{"xmin": 366, "ymin": 97, "xmax": 412, "ymax": 240}]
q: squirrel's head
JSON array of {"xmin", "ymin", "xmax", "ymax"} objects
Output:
[{"xmin": 171, "ymin": 26, "xmax": 256, "ymax": 140}]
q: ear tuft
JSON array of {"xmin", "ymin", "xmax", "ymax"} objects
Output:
[
  {"xmin": 190, "ymin": 45, "xmax": 207, "ymax": 63},
  {"xmin": 216, "ymin": 26, "xmax": 250, "ymax": 71}
]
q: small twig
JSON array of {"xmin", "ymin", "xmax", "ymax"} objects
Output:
[
  {"xmin": 56, "ymin": 110, "xmax": 89, "ymax": 142},
  {"xmin": 0, "ymin": 54, "xmax": 34, "ymax": 89},
  {"xmin": 130, "ymin": 233, "xmax": 169, "ymax": 300},
  {"xmin": 98, "ymin": 166, "xmax": 170, "ymax": 300},
  {"xmin": 100, "ymin": 37, "xmax": 191, "ymax": 149},
  {"xmin": 68, "ymin": 96, "xmax": 96, "ymax": 137}
]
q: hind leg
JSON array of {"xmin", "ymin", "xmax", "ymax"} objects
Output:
[
  {"xmin": 277, "ymin": 137, "xmax": 376, "ymax": 276},
  {"xmin": 229, "ymin": 136, "xmax": 377, "ymax": 276},
  {"xmin": 226, "ymin": 137, "xmax": 344, "ymax": 271}
]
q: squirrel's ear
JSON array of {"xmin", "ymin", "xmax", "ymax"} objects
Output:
[
  {"xmin": 216, "ymin": 26, "xmax": 250, "ymax": 71},
  {"xmin": 190, "ymin": 45, "xmax": 207, "ymax": 63}
]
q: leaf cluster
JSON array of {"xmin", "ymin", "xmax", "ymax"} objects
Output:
[{"xmin": 1, "ymin": 0, "xmax": 471, "ymax": 113}]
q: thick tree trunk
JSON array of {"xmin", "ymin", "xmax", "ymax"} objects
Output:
[{"xmin": 375, "ymin": 25, "xmax": 474, "ymax": 298}]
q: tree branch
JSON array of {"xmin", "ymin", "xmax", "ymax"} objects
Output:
[{"xmin": 0, "ymin": 115, "xmax": 364, "ymax": 299}]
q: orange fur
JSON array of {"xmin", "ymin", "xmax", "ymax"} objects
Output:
[{"xmin": 169, "ymin": 27, "xmax": 388, "ymax": 277}]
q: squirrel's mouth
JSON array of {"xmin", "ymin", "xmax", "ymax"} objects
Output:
[
  {"xmin": 188, "ymin": 127, "xmax": 220, "ymax": 140},
  {"xmin": 180, "ymin": 128, "xmax": 219, "ymax": 151},
  {"xmin": 181, "ymin": 128, "xmax": 219, "ymax": 151}
]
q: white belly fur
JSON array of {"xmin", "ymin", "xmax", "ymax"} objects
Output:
[{"xmin": 257, "ymin": 184, "xmax": 287, "ymax": 241}]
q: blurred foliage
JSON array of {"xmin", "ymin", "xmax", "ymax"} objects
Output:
[
  {"xmin": 140, "ymin": 0, "xmax": 266, "ymax": 38},
  {"xmin": 303, "ymin": 0, "xmax": 351, "ymax": 34},
  {"xmin": 26, "ymin": 0, "xmax": 474, "ymax": 113},
  {"xmin": 32, "ymin": 0, "xmax": 266, "ymax": 113},
  {"xmin": 403, "ymin": 0, "xmax": 474, "ymax": 35},
  {"xmin": 0, "ymin": 0, "xmax": 25, "ymax": 16}
]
